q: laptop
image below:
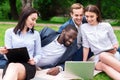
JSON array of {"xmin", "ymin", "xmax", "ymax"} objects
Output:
[
  {"xmin": 5, "ymin": 47, "xmax": 30, "ymax": 63},
  {"xmin": 65, "ymin": 61, "xmax": 95, "ymax": 80}
]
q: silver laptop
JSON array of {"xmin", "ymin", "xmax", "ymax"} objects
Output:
[{"xmin": 65, "ymin": 61, "xmax": 95, "ymax": 80}]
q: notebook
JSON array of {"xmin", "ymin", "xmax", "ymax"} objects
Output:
[
  {"xmin": 5, "ymin": 47, "xmax": 30, "ymax": 63},
  {"xmin": 65, "ymin": 61, "xmax": 95, "ymax": 80}
]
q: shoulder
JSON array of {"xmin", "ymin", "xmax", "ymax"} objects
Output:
[
  {"xmin": 61, "ymin": 18, "xmax": 74, "ymax": 26},
  {"xmin": 34, "ymin": 30, "xmax": 39, "ymax": 36},
  {"xmin": 99, "ymin": 22, "xmax": 112, "ymax": 28},
  {"xmin": 40, "ymin": 27, "xmax": 57, "ymax": 39},
  {"xmin": 40, "ymin": 27, "xmax": 56, "ymax": 34},
  {"xmin": 99, "ymin": 22, "xmax": 111, "ymax": 26},
  {"xmin": 5, "ymin": 28, "xmax": 14, "ymax": 33}
]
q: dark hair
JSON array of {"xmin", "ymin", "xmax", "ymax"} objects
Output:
[
  {"xmin": 85, "ymin": 5, "xmax": 102, "ymax": 22},
  {"xmin": 14, "ymin": 7, "xmax": 39, "ymax": 34},
  {"xmin": 64, "ymin": 24, "xmax": 78, "ymax": 33}
]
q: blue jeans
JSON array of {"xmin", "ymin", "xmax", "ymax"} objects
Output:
[
  {"xmin": 72, "ymin": 46, "xmax": 93, "ymax": 61},
  {"xmin": 0, "ymin": 54, "xmax": 7, "ymax": 69}
]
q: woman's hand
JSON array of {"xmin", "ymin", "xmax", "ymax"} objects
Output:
[
  {"xmin": 28, "ymin": 58, "xmax": 35, "ymax": 65},
  {"xmin": 108, "ymin": 48, "xmax": 117, "ymax": 54},
  {"xmin": 0, "ymin": 47, "xmax": 8, "ymax": 54},
  {"xmin": 109, "ymin": 44, "xmax": 119, "ymax": 54}
]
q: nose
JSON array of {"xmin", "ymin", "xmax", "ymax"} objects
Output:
[{"xmin": 86, "ymin": 17, "xmax": 91, "ymax": 21}]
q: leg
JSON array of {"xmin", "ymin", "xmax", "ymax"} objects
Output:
[
  {"xmin": 96, "ymin": 62, "xmax": 120, "ymax": 79},
  {"xmin": 3, "ymin": 63, "xmax": 26, "ymax": 80},
  {"xmin": 99, "ymin": 52, "xmax": 120, "ymax": 72}
]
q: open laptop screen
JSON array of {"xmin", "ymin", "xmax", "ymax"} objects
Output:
[{"xmin": 65, "ymin": 61, "xmax": 95, "ymax": 80}]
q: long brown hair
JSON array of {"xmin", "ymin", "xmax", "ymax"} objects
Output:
[
  {"xmin": 85, "ymin": 5, "xmax": 102, "ymax": 22},
  {"xmin": 14, "ymin": 7, "xmax": 39, "ymax": 34}
]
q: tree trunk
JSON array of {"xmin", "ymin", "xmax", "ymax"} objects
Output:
[
  {"xmin": 96, "ymin": 0, "xmax": 101, "ymax": 12},
  {"xmin": 21, "ymin": 0, "xmax": 33, "ymax": 9},
  {"xmin": 9, "ymin": 0, "xmax": 18, "ymax": 20}
]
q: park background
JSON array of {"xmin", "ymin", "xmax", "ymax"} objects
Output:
[{"xmin": 0, "ymin": 0, "xmax": 120, "ymax": 80}]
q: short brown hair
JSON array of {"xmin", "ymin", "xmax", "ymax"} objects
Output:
[{"xmin": 70, "ymin": 3, "xmax": 84, "ymax": 13}]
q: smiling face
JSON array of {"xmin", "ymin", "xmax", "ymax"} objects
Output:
[
  {"xmin": 85, "ymin": 11, "xmax": 98, "ymax": 26},
  {"xmin": 84, "ymin": 5, "xmax": 102, "ymax": 26},
  {"xmin": 61, "ymin": 29, "xmax": 77, "ymax": 47},
  {"xmin": 25, "ymin": 13, "xmax": 38, "ymax": 29},
  {"xmin": 70, "ymin": 8, "xmax": 84, "ymax": 26}
]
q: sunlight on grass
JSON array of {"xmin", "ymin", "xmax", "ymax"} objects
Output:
[{"xmin": 50, "ymin": 16, "xmax": 70, "ymax": 23}]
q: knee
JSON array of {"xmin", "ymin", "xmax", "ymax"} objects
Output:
[
  {"xmin": 96, "ymin": 62, "xmax": 107, "ymax": 71},
  {"xmin": 99, "ymin": 52, "xmax": 107, "ymax": 60},
  {"xmin": 7, "ymin": 63, "xmax": 19, "ymax": 71}
]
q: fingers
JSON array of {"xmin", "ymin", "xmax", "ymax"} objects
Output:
[
  {"xmin": 28, "ymin": 58, "xmax": 35, "ymax": 65},
  {"xmin": 0, "ymin": 46, "xmax": 8, "ymax": 54},
  {"xmin": 47, "ymin": 67, "xmax": 59, "ymax": 75}
]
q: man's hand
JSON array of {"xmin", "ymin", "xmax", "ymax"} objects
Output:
[{"xmin": 47, "ymin": 66, "xmax": 60, "ymax": 76}]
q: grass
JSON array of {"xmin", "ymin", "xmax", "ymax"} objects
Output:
[
  {"xmin": 0, "ymin": 19, "xmax": 120, "ymax": 80},
  {"xmin": 0, "ymin": 24, "xmax": 113, "ymax": 80}
]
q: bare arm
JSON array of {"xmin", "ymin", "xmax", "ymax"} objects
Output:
[{"xmin": 83, "ymin": 47, "xmax": 89, "ymax": 61}]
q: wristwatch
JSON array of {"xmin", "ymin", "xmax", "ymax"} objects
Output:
[{"xmin": 57, "ymin": 66, "xmax": 63, "ymax": 72}]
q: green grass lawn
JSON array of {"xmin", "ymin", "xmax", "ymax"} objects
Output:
[{"xmin": 0, "ymin": 23, "xmax": 120, "ymax": 80}]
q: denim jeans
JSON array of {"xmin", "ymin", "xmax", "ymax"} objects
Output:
[
  {"xmin": 72, "ymin": 46, "xmax": 93, "ymax": 61},
  {"xmin": 0, "ymin": 54, "xmax": 7, "ymax": 69}
]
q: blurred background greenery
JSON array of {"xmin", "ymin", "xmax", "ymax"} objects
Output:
[
  {"xmin": 0, "ymin": 0, "xmax": 120, "ymax": 25},
  {"xmin": 0, "ymin": 0, "xmax": 120, "ymax": 80}
]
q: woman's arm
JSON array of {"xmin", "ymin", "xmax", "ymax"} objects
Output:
[
  {"xmin": 33, "ymin": 31, "xmax": 42, "ymax": 64},
  {"xmin": 83, "ymin": 47, "xmax": 89, "ymax": 61}
]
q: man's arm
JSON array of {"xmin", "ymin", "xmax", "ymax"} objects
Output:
[{"xmin": 46, "ymin": 64, "xmax": 64, "ymax": 76}]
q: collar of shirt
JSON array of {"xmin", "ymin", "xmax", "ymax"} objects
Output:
[
  {"xmin": 54, "ymin": 35, "xmax": 65, "ymax": 47},
  {"xmin": 72, "ymin": 18, "xmax": 82, "ymax": 30},
  {"xmin": 17, "ymin": 29, "xmax": 32, "ymax": 35}
]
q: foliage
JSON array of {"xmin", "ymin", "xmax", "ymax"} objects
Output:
[
  {"xmin": 33, "ymin": 0, "xmax": 75, "ymax": 20},
  {"xmin": 0, "ymin": 0, "xmax": 120, "ymax": 21},
  {"xmin": 0, "ymin": 0, "xmax": 10, "ymax": 19},
  {"xmin": 78, "ymin": 0, "xmax": 120, "ymax": 20},
  {"xmin": 0, "ymin": 0, "xmax": 22, "ymax": 20}
]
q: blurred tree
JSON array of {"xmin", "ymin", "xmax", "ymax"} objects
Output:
[
  {"xmin": 34, "ymin": 0, "xmax": 75, "ymax": 20},
  {"xmin": 0, "ymin": 0, "xmax": 5, "ymax": 5},
  {"xmin": 9, "ymin": 0, "xmax": 18, "ymax": 20},
  {"xmin": 21, "ymin": 0, "xmax": 33, "ymax": 9}
]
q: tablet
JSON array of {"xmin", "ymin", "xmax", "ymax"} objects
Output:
[
  {"xmin": 98, "ymin": 48, "xmax": 114, "ymax": 54},
  {"xmin": 5, "ymin": 47, "xmax": 30, "ymax": 63}
]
